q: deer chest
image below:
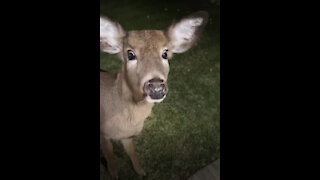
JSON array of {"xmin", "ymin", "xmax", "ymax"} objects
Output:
[{"xmin": 101, "ymin": 103, "xmax": 153, "ymax": 140}]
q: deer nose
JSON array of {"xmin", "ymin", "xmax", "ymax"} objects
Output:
[{"xmin": 143, "ymin": 78, "xmax": 167, "ymax": 99}]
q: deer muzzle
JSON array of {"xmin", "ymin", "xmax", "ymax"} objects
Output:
[{"xmin": 143, "ymin": 78, "xmax": 168, "ymax": 102}]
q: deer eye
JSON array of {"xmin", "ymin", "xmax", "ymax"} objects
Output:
[
  {"xmin": 162, "ymin": 49, "xmax": 168, "ymax": 59},
  {"xmin": 127, "ymin": 50, "xmax": 136, "ymax": 60}
]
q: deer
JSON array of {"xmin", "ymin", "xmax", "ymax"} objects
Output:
[{"xmin": 100, "ymin": 11, "xmax": 208, "ymax": 179}]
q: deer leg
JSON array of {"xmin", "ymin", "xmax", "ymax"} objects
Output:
[
  {"xmin": 101, "ymin": 138, "xmax": 118, "ymax": 179},
  {"xmin": 121, "ymin": 138, "xmax": 146, "ymax": 176}
]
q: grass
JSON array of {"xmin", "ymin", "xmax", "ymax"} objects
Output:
[{"xmin": 100, "ymin": 0, "xmax": 220, "ymax": 179}]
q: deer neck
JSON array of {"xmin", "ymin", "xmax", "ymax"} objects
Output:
[{"xmin": 116, "ymin": 69, "xmax": 150, "ymax": 105}]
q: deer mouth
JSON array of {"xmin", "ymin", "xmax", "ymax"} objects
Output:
[
  {"xmin": 143, "ymin": 78, "xmax": 168, "ymax": 103},
  {"xmin": 145, "ymin": 94, "xmax": 167, "ymax": 103}
]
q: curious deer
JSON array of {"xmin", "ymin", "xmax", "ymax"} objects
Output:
[{"xmin": 100, "ymin": 11, "xmax": 208, "ymax": 179}]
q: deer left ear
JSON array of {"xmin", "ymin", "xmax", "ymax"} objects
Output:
[
  {"xmin": 167, "ymin": 11, "xmax": 208, "ymax": 53},
  {"xmin": 100, "ymin": 16, "xmax": 125, "ymax": 54}
]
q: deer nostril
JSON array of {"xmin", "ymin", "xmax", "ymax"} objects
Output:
[
  {"xmin": 143, "ymin": 78, "xmax": 168, "ymax": 100},
  {"xmin": 144, "ymin": 77, "xmax": 167, "ymax": 95}
]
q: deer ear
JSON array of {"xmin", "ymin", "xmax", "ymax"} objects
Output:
[
  {"xmin": 100, "ymin": 16, "xmax": 125, "ymax": 54},
  {"xmin": 167, "ymin": 11, "xmax": 208, "ymax": 53}
]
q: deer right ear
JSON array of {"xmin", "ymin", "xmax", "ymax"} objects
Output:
[
  {"xmin": 100, "ymin": 16, "xmax": 125, "ymax": 54},
  {"xmin": 167, "ymin": 11, "xmax": 208, "ymax": 53}
]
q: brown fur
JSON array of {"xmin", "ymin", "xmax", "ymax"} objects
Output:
[{"xmin": 100, "ymin": 11, "xmax": 208, "ymax": 179}]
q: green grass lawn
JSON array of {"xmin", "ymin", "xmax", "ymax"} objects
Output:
[{"xmin": 100, "ymin": 0, "xmax": 220, "ymax": 179}]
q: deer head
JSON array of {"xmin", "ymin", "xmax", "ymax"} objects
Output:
[{"xmin": 100, "ymin": 11, "xmax": 208, "ymax": 103}]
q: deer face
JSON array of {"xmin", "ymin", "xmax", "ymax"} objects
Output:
[
  {"xmin": 100, "ymin": 11, "xmax": 208, "ymax": 103},
  {"xmin": 123, "ymin": 30, "xmax": 170, "ymax": 103}
]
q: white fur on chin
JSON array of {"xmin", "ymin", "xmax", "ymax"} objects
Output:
[{"xmin": 145, "ymin": 95, "xmax": 166, "ymax": 103}]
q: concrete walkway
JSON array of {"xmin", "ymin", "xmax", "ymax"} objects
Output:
[{"xmin": 187, "ymin": 159, "xmax": 220, "ymax": 180}]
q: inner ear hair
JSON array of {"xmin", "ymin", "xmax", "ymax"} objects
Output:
[
  {"xmin": 100, "ymin": 15, "xmax": 126, "ymax": 54},
  {"xmin": 167, "ymin": 11, "xmax": 209, "ymax": 53}
]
